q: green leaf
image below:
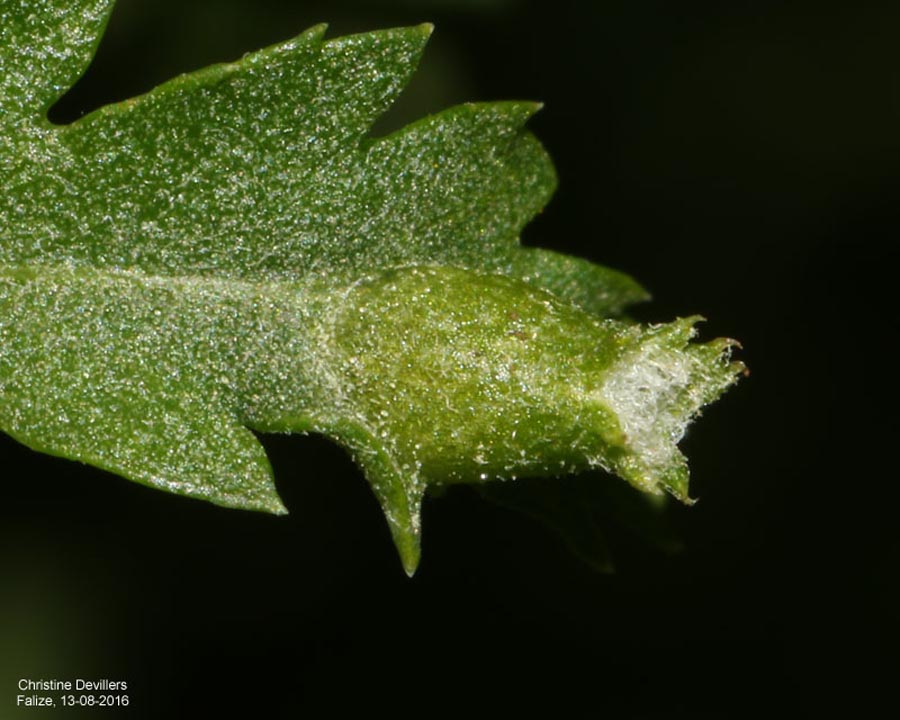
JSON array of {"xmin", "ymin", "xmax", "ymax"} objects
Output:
[{"xmin": 0, "ymin": 0, "xmax": 743, "ymax": 575}]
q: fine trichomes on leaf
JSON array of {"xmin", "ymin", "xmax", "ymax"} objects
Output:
[{"xmin": 0, "ymin": 0, "xmax": 744, "ymax": 575}]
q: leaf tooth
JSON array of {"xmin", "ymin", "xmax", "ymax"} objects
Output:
[
  {"xmin": 374, "ymin": 99, "xmax": 545, "ymax": 144},
  {"xmin": 368, "ymin": 466, "xmax": 425, "ymax": 576},
  {"xmin": 299, "ymin": 23, "xmax": 329, "ymax": 44},
  {"xmin": 507, "ymin": 248, "xmax": 650, "ymax": 316},
  {"xmin": 324, "ymin": 422, "xmax": 426, "ymax": 576},
  {"xmin": 316, "ymin": 24, "xmax": 436, "ymax": 141},
  {"xmin": 359, "ymin": 100, "xmax": 556, "ymax": 269}
]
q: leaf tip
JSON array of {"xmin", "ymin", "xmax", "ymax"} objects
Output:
[
  {"xmin": 377, "ymin": 488, "xmax": 423, "ymax": 576},
  {"xmin": 387, "ymin": 520, "xmax": 422, "ymax": 577},
  {"xmin": 303, "ymin": 23, "xmax": 329, "ymax": 42},
  {"xmin": 520, "ymin": 100, "xmax": 546, "ymax": 121},
  {"xmin": 388, "ymin": 513, "xmax": 423, "ymax": 577},
  {"xmin": 260, "ymin": 488, "xmax": 290, "ymax": 515},
  {"xmin": 269, "ymin": 501, "xmax": 290, "ymax": 517},
  {"xmin": 402, "ymin": 551, "xmax": 421, "ymax": 578},
  {"xmin": 225, "ymin": 491, "xmax": 289, "ymax": 516}
]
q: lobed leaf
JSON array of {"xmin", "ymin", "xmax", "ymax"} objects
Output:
[{"xmin": 0, "ymin": 0, "xmax": 743, "ymax": 574}]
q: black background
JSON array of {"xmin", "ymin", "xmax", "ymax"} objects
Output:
[{"xmin": 3, "ymin": 0, "xmax": 897, "ymax": 716}]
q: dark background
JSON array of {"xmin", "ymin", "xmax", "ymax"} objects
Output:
[{"xmin": 3, "ymin": 0, "xmax": 897, "ymax": 716}]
